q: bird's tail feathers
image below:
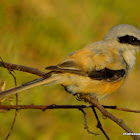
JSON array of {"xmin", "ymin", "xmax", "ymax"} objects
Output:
[{"xmin": 0, "ymin": 73, "xmax": 62, "ymax": 99}]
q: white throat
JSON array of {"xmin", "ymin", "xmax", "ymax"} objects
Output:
[{"xmin": 122, "ymin": 49, "xmax": 136, "ymax": 71}]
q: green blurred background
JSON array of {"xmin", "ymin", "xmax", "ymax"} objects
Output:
[{"xmin": 0, "ymin": 0, "xmax": 140, "ymax": 140}]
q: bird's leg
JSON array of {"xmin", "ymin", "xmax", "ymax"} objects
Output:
[{"xmin": 74, "ymin": 93, "xmax": 91, "ymax": 102}]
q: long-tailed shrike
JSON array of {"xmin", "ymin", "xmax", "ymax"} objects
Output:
[{"xmin": 0, "ymin": 24, "xmax": 140, "ymax": 100}]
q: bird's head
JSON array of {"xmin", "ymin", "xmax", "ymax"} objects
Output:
[{"xmin": 103, "ymin": 24, "xmax": 140, "ymax": 51}]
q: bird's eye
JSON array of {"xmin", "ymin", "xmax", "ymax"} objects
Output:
[
  {"xmin": 131, "ymin": 36, "xmax": 137, "ymax": 42},
  {"xmin": 118, "ymin": 35, "xmax": 140, "ymax": 46}
]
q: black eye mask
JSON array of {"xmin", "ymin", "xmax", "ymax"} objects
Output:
[{"xmin": 118, "ymin": 35, "xmax": 140, "ymax": 46}]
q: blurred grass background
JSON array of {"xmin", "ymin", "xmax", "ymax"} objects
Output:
[{"xmin": 0, "ymin": 0, "xmax": 140, "ymax": 140}]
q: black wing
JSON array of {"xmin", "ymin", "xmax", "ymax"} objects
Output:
[
  {"xmin": 45, "ymin": 60, "xmax": 126, "ymax": 82},
  {"xmin": 88, "ymin": 68, "xmax": 126, "ymax": 82}
]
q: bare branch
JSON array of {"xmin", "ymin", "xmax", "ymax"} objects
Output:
[
  {"xmin": 5, "ymin": 111, "xmax": 18, "ymax": 140},
  {"xmin": 92, "ymin": 106, "xmax": 110, "ymax": 140},
  {"xmin": 115, "ymin": 107, "xmax": 140, "ymax": 113},
  {"xmin": 0, "ymin": 104, "xmax": 90, "ymax": 110},
  {"xmin": 79, "ymin": 108, "xmax": 99, "ymax": 135},
  {"xmin": 0, "ymin": 104, "xmax": 140, "ymax": 113},
  {"xmin": 0, "ymin": 57, "xmax": 19, "ymax": 140},
  {"xmin": 78, "ymin": 94, "xmax": 140, "ymax": 140},
  {"xmin": 102, "ymin": 105, "xmax": 140, "ymax": 113},
  {"xmin": 0, "ymin": 61, "xmax": 46, "ymax": 77},
  {"xmin": 0, "ymin": 60, "xmax": 140, "ymax": 139}
]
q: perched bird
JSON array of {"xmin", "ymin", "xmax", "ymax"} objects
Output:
[{"xmin": 0, "ymin": 24, "xmax": 140, "ymax": 100}]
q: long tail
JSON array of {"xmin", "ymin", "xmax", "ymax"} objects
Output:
[{"xmin": 0, "ymin": 72, "xmax": 62, "ymax": 99}]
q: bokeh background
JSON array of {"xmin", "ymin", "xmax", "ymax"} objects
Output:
[{"xmin": 0, "ymin": 0, "xmax": 140, "ymax": 140}]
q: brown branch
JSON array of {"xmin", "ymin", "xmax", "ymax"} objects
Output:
[
  {"xmin": 102, "ymin": 105, "xmax": 140, "ymax": 113},
  {"xmin": 0, "ymin": 104, "xmax": 140, "ymax": 140},
  {"xmin": 0, "ymin": 104, "xmax": 90, "ymax": 110},
  {"xmin": 92, "ymin": 106, "xmax": 110, "ymax": 140},
  {"xmin": 0, "ymin": 61, "xmax": 140, "ymax": 139},
  {"xmin": 79, "ymin": 94, "xmax": 140, "ymax": 140},
  {"xmin": 115, "ymin": 107, "xmax": 140, "ymax": 113},
  {"xmin": 0, "ymin": 57, "xmax": 19, "ymax": 140},
  {"xmin": 0, "ymin": 61, "xmax": 46, "ymax": 77},
  {"xmin": 0, "ymin": 104, "xmax": 140, "ymax": 113},
  {"xmin": 78, "ymin": 108, "xmax": 99, "ymax": 135},
  {"xmin": 5, "ymin": 111, "xmax": 18, "ymax": 140}
]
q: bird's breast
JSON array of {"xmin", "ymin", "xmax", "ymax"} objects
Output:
[{"xmin": 61, "ymin": 73, "xmax": 126, "ymax": 100}]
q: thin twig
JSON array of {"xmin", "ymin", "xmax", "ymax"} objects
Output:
[
  {"xmin": 0, "ymin": 61, "xmax": 140, "ymax": 139},
  {"xmin": 79, "ymin": 107, "xmax": 99, "ymax": 135},
  {"xmin": 0, "ymin": 60, "xmax": 46, "ymax": 77},
  {"xmin": 92, "ymin": 106, "xmax": 110, "ymax": 140},
  {"xmin": 0, "ymin": 58, "xmax": 19, "ymax": 140},
  {"xmin": 79, "ymin": 94, "xmax": 140, "ymax": 140},
  {"xmin": 0, "ymin": 104, "xmax": 90, "ymax": 110},
  {"xmin": 5, "ymin": 111, "xmax": 18, "ymax": 140},
  {"xmin": 0, "ymin": 104, "xmax": 140, "ymax": 113},
  {"xmin": 114, "ymin": 107, "xmax": 140, "ymax": 113}
]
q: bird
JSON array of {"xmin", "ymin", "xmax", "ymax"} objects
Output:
[{"xmin": 0, "ymin": 24, "xmax": 140, "ymax": 100}]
